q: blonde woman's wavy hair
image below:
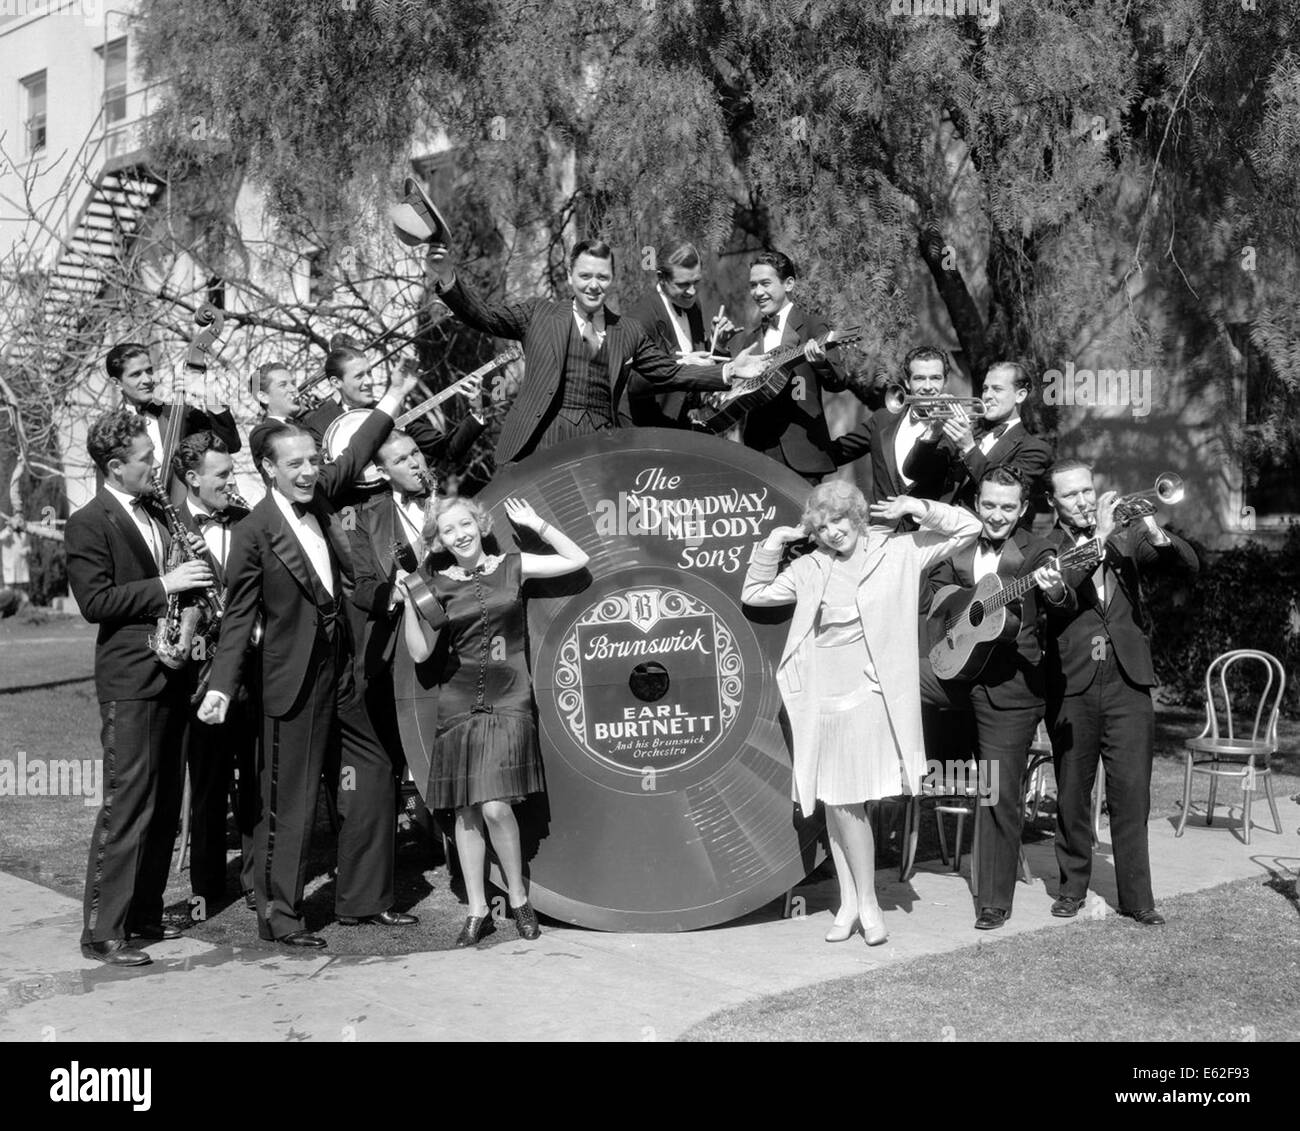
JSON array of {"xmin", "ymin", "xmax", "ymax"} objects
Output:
[
  {"xmin": 422, "ymin": 495, "xmax": 493, "ymax": 554},
  {"xmin": 801, "ymin": 480, "xmax": 869, "ymax": 537}
]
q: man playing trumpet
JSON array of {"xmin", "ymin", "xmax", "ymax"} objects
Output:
[{"xmin": 1040, "ymin": 460, "xmax": 1198, "ymax": 927}]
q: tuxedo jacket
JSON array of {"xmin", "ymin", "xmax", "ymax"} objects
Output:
[
  {"xmin": 207, "ymin": 409, "xmax": 394, "ymax": 717},
  {"xmin": 943, "ymin": 424, "xmax": 1054, "ymax": 511},
  {"xmin": 829, "ymin": 407, "xmax": 953, "ymax": 503},
  {"xmin": 619, "ymin": 289, "xmax": 710, "ymax": 428},
  {"xmin": 437, "ymin": 275, "xmax": 729, "ymax": 464},
  {"xmin": 1043, "ymin": 523, "xmax": 1198, "ymax": 698},
  {"xmin": 345, "ymin": 491, "xmax": 418, "ymax": 681},
  {"xmin": 727, "ymin": 305, "xmax": 849, "ymax": 476},
  {"xmin": 65, "ymin": 490, "xmax": 181, "ymax": 702},
  {"xmin": 924, "ymin": 528, "xmax": 1063, "ymax": 707}
]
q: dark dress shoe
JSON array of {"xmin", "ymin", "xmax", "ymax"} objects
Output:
[
  {"xmin": 127, "ymin": 923, "xmax": 183, "ymax": 941},
  {"xmin": 1051, "ymin": 895, "xmax": 1085, "ymax": 918},
  {"xmin": 974, "ymin": 907, "xmax": 1010, "ymax": 930},
  {"xmin": 276, "ymin": 930, "xmax": 327, "ymax": 948},
  {"xmin": 455, "ymin": 914, "xmax": 494, "ymax": 948},
  {"xmin": 1123, "ymin": 908, "xmax": 1166, "ymax": 926},
  {"xmin": 338, "ymin": 909, "xmax": 418, "ymax": 927},
  {"xmin": 243, "ymin": 890, "xmax": 257, "ymax": 911},
  {"xmin": 512, "ymin": 900, "xmax": 541, "ymax": 940},
  {"xmin": 82, "ymin": 940, "xmax": 151, "ymax": 967}
]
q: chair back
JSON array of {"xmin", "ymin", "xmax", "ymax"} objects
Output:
[{"xmin": 1201, "ymin": 650, "xmax": 1286, "ymax": 752}]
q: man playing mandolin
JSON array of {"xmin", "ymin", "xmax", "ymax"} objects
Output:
[{"xmin": 726, "ymin": 251, "xmax": 849, "ymax": 484}]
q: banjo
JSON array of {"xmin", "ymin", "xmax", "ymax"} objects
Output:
[{"xmin": 323, "ymin": 347, "xmax": 521, "ymax": 485}]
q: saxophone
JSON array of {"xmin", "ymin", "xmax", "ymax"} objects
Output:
[{"xmin": 146, "ymin": 472, "xmax": 225, "ymax": 672}]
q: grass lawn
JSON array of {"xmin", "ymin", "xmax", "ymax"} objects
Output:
[{"xmin": 681, "ymin": 874, "xmax": 1300, "ymax": 1041}]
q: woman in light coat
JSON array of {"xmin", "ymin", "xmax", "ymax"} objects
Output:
[{"xmin": 742, "ymin": 483, "xmax": 980, "ymax": 944}]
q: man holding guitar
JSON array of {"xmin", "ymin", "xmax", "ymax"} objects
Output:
[
  {"xmin": 299, "ymin": 344, "xmax": 485, "ymax": 503},
  {"xmin": 1041, "ymin": 459, "xmax": 1198, "ymax": 927},
  {"xmin": 725, "ymin": 251, "xmax": 849, "ymax": 484},
  {"xmin": 919, "ymin": 466, "xmax": 1072, "ymax": 930}
]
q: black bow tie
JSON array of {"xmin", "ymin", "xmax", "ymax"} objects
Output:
[
  {"xmin": 195, "ymin": 511, "xmax": 230, "ymax": 528},
  {"xmin": 978, "ymin": 535, "xmax": 1007, "ymax": 553},
  {"xmin": 400, "ymin": 491, "xmax": 427, "ymax": 508},
  {"xmin": 136, "ymin": 403, "xmax": 161, "ymax": 417},
  {"xmin": 761, "ymin": 314, "xmax": 779, "ymax": 333},
  {"xmin": 291, "ymin": 501, "xmax": 312, "ymax": 519},
  {"xmin": 672, "ymin": 304, "xmax": 690, "ymax": 317},
  {"xmin": 129, "ymin": 495, "xmax": 152, "ymax": 511},
  {"xmin": 977, "ymin": 421, "xmax": 1010, "ymax": 440}
]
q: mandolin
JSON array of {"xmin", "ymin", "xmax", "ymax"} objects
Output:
[
  {"xmin": 688, "ymin": 326, "xmax": 861, "ymax": 434},
  {"xmin": 925, "ymin": 538, "xmax": 1102, "ymax": 681}
]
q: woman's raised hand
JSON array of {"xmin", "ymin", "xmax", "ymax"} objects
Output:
[
  {"xmin": 504, "ymin": 497, "xmax": 543, "ymax": 531},
  {"xmin": 763, "ymin": 524, "xmax": 807, "ymax": 551}
]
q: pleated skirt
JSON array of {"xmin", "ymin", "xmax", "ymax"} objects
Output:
[
  {"xmin": 810, "ymin": 637, "xmax": 910, "ymax": 805},
  {"xmin": 428, "ymin": 709, "xmax": 545, "ymax": 810}
]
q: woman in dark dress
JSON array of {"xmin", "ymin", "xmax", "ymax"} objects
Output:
[{"xmin": 399, "ymin": 496, "xmax": 588, "ymax": 945}]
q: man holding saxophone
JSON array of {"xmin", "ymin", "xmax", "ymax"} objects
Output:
[
  {"xmin": 66, "ymin": 411, "xmax": 216, "ymax": 966},
  {"xmin": 172, "ymin": 432, "xmax": 258, "ymax": 914},
  {"xmin": 1041, "ymin": 460, "xmax": 1198, "ymax": 927}
]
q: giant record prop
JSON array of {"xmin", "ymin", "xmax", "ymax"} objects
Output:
[{"xmin": 395, "ymin": 428, "xmax": 824, "ymax": 930}]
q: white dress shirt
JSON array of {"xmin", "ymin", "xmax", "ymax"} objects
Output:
[
  {"xmin": 392, "ymin": 488, "xmax": 426, "ymax": 555},
  {"xmin": 573, "ymin": 305, "xmax": 608, "ymax": 349},
  {"xmin": 271, "ymin": 490, "xmax": 334, "ymax": 597},
  {"xmin": 760, "ymin": 301, "xmax": 794, "ymax": 354},
  {"xmin": 973, "ymin": 539, "xmax": 1002, "ymax": 583},
  {"xmin": 978, "ymin": 415, "xmax": 1020, "ymax": 455},
  {"xmin": 104, "ymin": 483, "xmax": 167, "ymax": 592},
  {"xmin": 893, "ymin": 411, "xmax": 930, "ymax": 489},
  {"xmin": 657, "ymin": 286, "xmax": 695, "ymax": 355},
  {"xmin": 186, "ymin": 497, "xmax": 230, "ymax": 569}
]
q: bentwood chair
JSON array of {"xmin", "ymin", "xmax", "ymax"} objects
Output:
[{"xmin": 1175, "ymin": 650, "xmax": 1285, "ymax": 845}]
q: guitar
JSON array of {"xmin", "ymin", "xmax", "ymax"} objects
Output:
[
  {"xmin": 925, "ymin": 538, "xmax": 1102, "ymax": 681},
  {"xmin": 322, "ymin": 347, "xmax": 521, "ymax": 485},
  {"xmin": 688, "ymin": 326, "xmax": 862, "ymax": 434}
]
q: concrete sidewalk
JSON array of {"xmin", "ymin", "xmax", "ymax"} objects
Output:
[{"xmin": 2, "ymin": 798, "xmax": 1297, "ymax": 1042}]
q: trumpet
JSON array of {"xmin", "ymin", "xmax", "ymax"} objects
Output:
[
  {"xmin": 884, "ymin": 387, "xmax": 987, "ymax": 420},
  {"xmin": 1080, "ymin": 472, "xmax": 1185, "ymax": 529},
  {"xmin": 289, "ymin": 373, "xmax": 330, "ymax": 418}
]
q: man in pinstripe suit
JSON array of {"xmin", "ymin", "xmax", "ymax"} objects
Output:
[{"xmin": 426, "ymin": 240, "xmax": 767, "ymax": 464}]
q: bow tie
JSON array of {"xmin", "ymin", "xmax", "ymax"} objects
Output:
[
  {"xmin": 129, "ymin": 495, "xmax": 152, "ymax": 511},
  {"xmin": 977, "ymin": 535, "xmax": 1007, "ymax": 553},
  {"xmin": 195, "ymin": 511, "xmax": 230, "ymax": 528},
  {"xmin": 400, "ymin": 491, "xmax": 427, "ymax": 508},
  {"xmin": 976, "ymin": 420, "xmax": 1010, "ymax": 440},
  {"xmin": 136, "ymin": 403, "xmax": 162, "ymax": 418},
  {"xmin": 672, "ymin": 304, "xmax": 690, "ymax": 317},
  {"xmin": 290, "ymin": 501, "xmax": 312, "ymax": 519},
  {"xmin": 761, "ymin": 314, "xmax": 779, "ymax": 333}
]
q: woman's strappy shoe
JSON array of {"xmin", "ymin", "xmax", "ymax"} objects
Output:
[{"xmin": 512, "ymin": 900, "xmax": 541, "ymax": 941}]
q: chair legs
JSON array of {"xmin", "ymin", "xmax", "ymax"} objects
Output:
[
  {"xmin": 1262, "ymin": 774, "xmax": 1283, "ymax": 836},
  {"xmin": 899, "ymin": 795, "xmax": 920, "ymax": 882},
  {"xmin": 1207, "ymin": 772, "xmax": 1219, "ymax": 827}
]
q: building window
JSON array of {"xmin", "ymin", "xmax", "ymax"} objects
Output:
[
  {"xmin": 1230, "ymin": 323, "xmax": 1300, "ymax": 520},
  {"xmin": 21, "ymin": 71, "xmax": 46, "ymax": 155},
  {"xmin": 97, "ymin": 38, "xmax": 129, "ymax": 125}
]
